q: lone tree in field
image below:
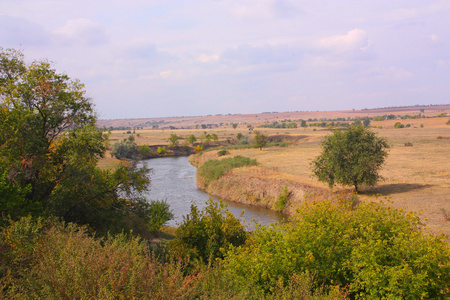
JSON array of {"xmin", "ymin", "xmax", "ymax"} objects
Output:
[
  {"xmin": 311, "ymin": 124, "xmax": 389, "ymax": 193},
  {"xmin": 253, "ymin": 131, "xmax": 268, "ymax": 150}
]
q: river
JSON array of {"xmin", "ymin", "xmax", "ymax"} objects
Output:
[{"xmin": 142, "ymin": 156, "xmax": 283, "ymax": 229}]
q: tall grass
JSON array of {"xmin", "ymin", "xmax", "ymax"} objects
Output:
[{"xmin": 198, "ymin": 155, "xmax": 258, "ymax": 184}]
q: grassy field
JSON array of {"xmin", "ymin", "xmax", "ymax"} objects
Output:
[{"xmin": 99, "ymin": 108, "xmax": 450, "ymax": 237}]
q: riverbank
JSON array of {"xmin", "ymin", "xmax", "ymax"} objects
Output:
[{"xmin": 189, "ymin": 150, "xmax": 335, "ymax": 216}]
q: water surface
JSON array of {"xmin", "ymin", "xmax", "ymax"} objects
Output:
[{"xmin": 142, "ymin": 156, "xmax": 283, "ymax": 228}]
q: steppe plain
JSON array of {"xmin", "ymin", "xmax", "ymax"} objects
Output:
[{"xmin": 98, "ymin": 105, "xmax": 450, "ymax": 237}]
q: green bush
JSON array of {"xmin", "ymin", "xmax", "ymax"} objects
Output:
[
  {"xmin": 217, "ymin": 149, "xmax": 230, "ymax": 156},
  {"xmin": 168, "ymin": 199, "xmax": 246, "ymax": 264},
  {"xmin": 198, "ymin": 156, "xmax": 257, "ymax": 185},
  {"xmin": 110, "ymin": 139, "xmax": 135, "ymax": 159},
  {"xmin": 137, "ymin": 144, "xmax": 155, "ymax": 158},
  {"xmin": 223, "ymin": 199, "xmax": 450, "ymax": 298},
  {"xmin": 145, "ymin": 200, "xmax": 174, "ymax": 232},
  {"xmin": 274, "ymin": 185, "xmax": 290, "ymax": 211}
]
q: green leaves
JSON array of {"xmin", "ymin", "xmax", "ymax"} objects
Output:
[{"xmin": 312, "ymin": 124, "xmax": 390, "ymax": 192}]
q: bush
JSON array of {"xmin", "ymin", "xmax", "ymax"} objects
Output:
[
  {"xmin": 394, "ymin": 122, "xmax": 405, "ymax": 128},
  {"xmin": 168, "ymin": 199, "xmax": 246, "ymax": 264},
  {"xmin": 145, "ymin": 200, "xmax": 174, "ymax": 232},
  {"xmin": 404, "ymin": 142, "xmax": 413, "ymax": 147},
  {"xmin": 0, "ymin": 217, "xmax": 198, "ymax": 299},
  {"xmin": 274, "ymin": 185, "xmax": 290, "ymax": 211},
  {"xmin": 223, "ymin": 199, "xmax": 450, "ymax": 298},
  {"xmin": 217, "ymin": 149, "xmax": 230, "ymax": 157},
  {"xmin": 111, "ymin": 139, "xmax": 135, "ymax": 159},
  {"xmin": 198, "ymin": 156, "xmax": 257, "ymax": 185},
  {"xmin": 156, "ymin": 146, "xmax": 166, "ymax": 155},
  {"xmin": 137, "ymin": 145, "xmax": 155, "ymax": 158}
]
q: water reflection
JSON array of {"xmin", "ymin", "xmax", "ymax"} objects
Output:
[{"xmin": 141, "ymin": 156, "xmax": 283, "ymax": 229}]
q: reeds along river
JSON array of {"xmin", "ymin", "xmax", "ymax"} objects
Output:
[{"xmin": 141, "ymin": 156, "xmax": 283, "ymax": 229}]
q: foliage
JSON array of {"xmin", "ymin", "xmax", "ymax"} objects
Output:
[
  {"xmin": 0, "ymin": 48, "xmax": 151, "ymax": 235},
  {"xmin": 187, "ymin": 134, "xmax": 197, "ymax": 145},
  {"xmin": 145, "ymin": 200, "xmax": 174, "ymax": 232},
  {"xmin": 446, "ymin": 119, "xmax": 450, "ymax": 125},
  {"xmin": 198, "ymin": 156, "xmax": 257, "ymax": 185},
  {"xmin": 259, "ymin": 121, "xmax": 297, "ymax": 129},
  {"xmin": 195, "ymin": 144, "xmax": 203, "ymax": 152},
  {"xmin": 110, "ymin": 138, "xmax": 136, "ymax": 159},
  {"xmin": 0, "ymin": 217, "xmax": 198, "ymax": 299},
  {"xmin": 217, "ymin": 149, "xmax": 230, "ymax": 157},
  {"xmin": 223, "ymin": 199, "xmax": 450, "ymax": 298},
  {"xmin": 236, "ymin": 132, "xmax": 243, "ymax": 141},
  {"xmin": 168, "ymin": 133, "xmax": 179, "ymax": 147},
  {"xmin": 311, "ymin": 124, "xmax": 390, "ymax": 192},
  {"xmin": 168, "ymin": 199, "xmax": 246, "ymax": 264},
  {"xmin": 274, "ymin": 185, "xmax": 290, "ymax": 211},
  {"xmin": 253, "ymin": 131, "xmax": 268, "ymax": 150},
  {"xmin": 394, "ymin": 122, "xmax": 405, "ymax": 128},
  {"xmin": 232, "ymin": 123, "xmax": 238, "ymax": 129},
  {"xmin": 137, "ymin": 144, "xmax": 155, "ymax": 158},
  {"xmin": 157, "ymin": 146, "xmax": 166, "ymax": 155}
]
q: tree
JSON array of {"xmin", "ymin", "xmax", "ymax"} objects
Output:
[
  {"xmin": 253, "ymin": 131, "xmax": 268, "ymax": 150},
  {"xmin": 187, "ymin": 134, "xmax": 197, "ymax": 145},
  {"xmin": 236, "ymin": 133, "xmax": 243, "ymax": 141},
  {"xmin": 0, "ymin": 48, "xmax": 151, "ymax": 234},
  {"xmin": 168, "ymin": 133, "xmax": 179, "ymax": 147},
  {"xmin": 168, "ymin": 199, "xmax": 246, "ymax": 264},
  {"xmin": 111, "ymin": 138, "xmax": 136, "ymax": 159},
  {"xmin": 311, "ymin": 124, "xmax": 389, "ymax": 192}
]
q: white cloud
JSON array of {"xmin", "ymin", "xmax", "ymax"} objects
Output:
[
  {"xmin": 197, "ymin": 53, "xmax": 220, "ymax": 63},
  {"xmin": 53, "ymin": 18, "xmax": 108, "ymax": 46},
  {"xmin": 319, "ymin": 28, "xmax": 370, "ymax": 52}
]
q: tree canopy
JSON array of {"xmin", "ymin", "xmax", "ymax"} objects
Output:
[
  {"xmin": 0, "ymin": 48, "xmax": 151, "ymax": 235},
  {"xmin": 311, "ymin": 124, "xmax": 389, "ymax": 192}
]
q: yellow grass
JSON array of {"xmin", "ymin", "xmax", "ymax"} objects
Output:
[{"xmin": 99, "ymin": 109, "xmax": 450, "ymax": 237}]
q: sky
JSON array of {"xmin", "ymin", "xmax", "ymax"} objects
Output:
[{"xmin": 1, "ymin": 0, "xmax": 450, "ymax": 119}]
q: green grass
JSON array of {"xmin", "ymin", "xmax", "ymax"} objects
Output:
[{"xmin": 198, "ymin": 155, "xmax": 258, "ymax": 184}]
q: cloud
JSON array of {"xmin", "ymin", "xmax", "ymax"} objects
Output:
[
  {"xmin": 197, "ymin": 53, "xmax": 220, "ymax": 63},
  {"xmin": 0, "ymin": 15, "xmax": 50, "ymax": 46},
  {"xmin": 222, "ymin": 43, "xmax": 300, "ymax": 65},
  {"xmin": 319, "ymin": 28, "xmax": 370, "ymax": 53},
  {"xmin": 53, "ymin": 18, "xmax": 108, "ymax": 46}
]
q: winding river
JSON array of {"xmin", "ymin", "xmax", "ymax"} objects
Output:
[{"xmin": 142, "ymin": 156, "xmax": 283, "ymax": 228}]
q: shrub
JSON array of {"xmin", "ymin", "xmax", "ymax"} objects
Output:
[
  {"xmin": 394, "ymin": 122, "xmax": 405, "ymax": 128},
  {"xmin": 156, "ymin": 146, "xmax": 166, "ymax": 155},
  {"xmin": 145, "ymin": 200, "xmax": 174, "ymax": 232},
  {"xmin": 195, "ymin": 144, "xmax": 203, "ymax": 152},
  {"xmin": 223, "ymin": 199, "xmax": 450, "ymax": 298},
  {"xmin": 440, "ymin": 208, "xmax": 450, "ymax": 221},
  {"xmin": 404, "ymin": 142, "xmax": 413, "ymax": 147},
  {"xmin": 1, "ymin": 217, "xmax": 198, "ymax": 299},
  {"xmin": 168, "ymin": 199, "xmax": 246, "ymax": 264},
  {"xmin": 137, "ymin": 145, "xmax": 155, "ymax": 158},
  {"xmin": 198, "ymin": 156, "xmax": 257, "ymax": 185},
  {"xmin": 110, "ymin": 139, "xmax": 135, "ymax": 159},
  {"xmin": 274, "ymin": 185, "xmax": 291, "ymax": 211},
  {"xmin": 217, "ymin": 149, "xmax": 230, "ymax": 157}
]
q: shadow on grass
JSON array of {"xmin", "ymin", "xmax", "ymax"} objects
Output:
[{"xmin": 363, "ymin": 183, "xmax": 434, "ymax": 196}]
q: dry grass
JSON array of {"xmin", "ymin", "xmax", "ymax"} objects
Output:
[{"xmin": 99, "ymin": 109, "xmax": 450, "ymax": 237}]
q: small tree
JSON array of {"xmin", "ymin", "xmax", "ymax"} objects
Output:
[
  {"xmin": 168, "ymin": 133, "xmax": 179, "ymax": 147},
  {"xmin": 187, "ymin": 134, "xmax": 197, "ymax": 145},
  {"xmin": 311, "ymin": 124, "xmax": 389, "ymax": 192},
  {"xmin": 236, "ymin": 133, "xmax": 243, "ymax": 141},
  {"xmin": 232, "ymin": 123, "xmax": 238, "ymax": 129},
  {"xmin": 253, "ymin": 131, "xmax": 268, "ymax": 150}
]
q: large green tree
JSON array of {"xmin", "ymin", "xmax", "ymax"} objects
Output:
[
  {"xmin": 0, "ymin": 48, "xmax": 150, "ymax": 234},
  {"xmin": 311, "ymin": 124, "xmax": 389, "ymax": 192}
]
